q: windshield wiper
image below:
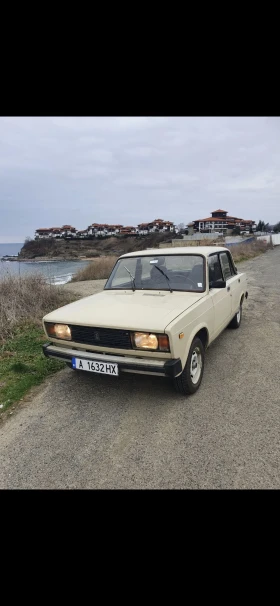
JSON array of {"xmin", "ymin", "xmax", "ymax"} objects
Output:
[
  {"xmin": 154, "ymin": 265, "xmax": 173, "ymax": 293},
  {"xmin": 124, "ymin": 266, "xmax": 136, "ymax": 291}
]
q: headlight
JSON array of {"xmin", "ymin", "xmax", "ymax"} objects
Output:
[
  {"xmin": 45, "ymin": 323, "xmax": 72, "ymax": 340},
  {"xmin": 133, "ymin": 332, "xmax": 158, "ymax": 350},
  {"xmin": 131, "ymin": 332, "xmax": 170, "ymax": 352}
]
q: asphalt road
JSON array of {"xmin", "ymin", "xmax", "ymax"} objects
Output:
[{"xmin": 1, "ymin": 247, "xmax": 280, "ymax": 489}]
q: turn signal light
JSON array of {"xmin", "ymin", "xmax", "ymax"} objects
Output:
[{"xmin": 158, "ymin": 335, "xmax": 170, "ymax": 351}]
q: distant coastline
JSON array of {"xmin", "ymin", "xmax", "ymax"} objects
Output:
[
  {"xmin": 15, "ymin": 232, "xmax": 177, "ymax": 262},
  {"xmin": 1, "ymin": 256, "xmax": 99, "ymax": 262},
  {"xmin": 1, "ymin": 232, "xmax": 179, "ymax": 265}
]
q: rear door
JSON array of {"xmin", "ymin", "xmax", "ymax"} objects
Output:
[{"xmin": 208, "ymin": 253, "xmax": 232, "ymax": 336}]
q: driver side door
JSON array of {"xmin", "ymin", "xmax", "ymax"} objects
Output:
[
  {"xmin": 208, "ymin": 253, "xmax": 232, "ymax": 337},
  {"xmin": 219, "ymin": 250, "xmax": 240, "ymax": 317}
]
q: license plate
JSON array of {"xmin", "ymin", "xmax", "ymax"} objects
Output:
[{"xmin": 72, "ymin": 357, "xmax": 118, "ymax": 376}]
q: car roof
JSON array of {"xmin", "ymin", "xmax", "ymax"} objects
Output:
[{"xmin": 120, "ymin": 246, "xmax": 230, "ymax": 258}]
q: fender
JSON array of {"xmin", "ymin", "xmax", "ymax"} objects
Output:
[{"xmin": 180, "ymin": 323, "xmax": 210, "ymax": 370}]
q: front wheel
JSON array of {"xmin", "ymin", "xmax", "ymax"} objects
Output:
[
  {"xmin": 229, "ymin": 303, "xmax": 242, "ymax": 329},
  {"xmin": 173, "ymin": 337, "xmax": 205, "ymax": 396}
]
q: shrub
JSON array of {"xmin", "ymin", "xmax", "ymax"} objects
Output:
[
  {"xmin": 0, "ymin": 274, "xmax": 74, "ymax": 341},
  {"xmin": 72, "ymin": 256, "xmax": 118, "ymax": 282}
]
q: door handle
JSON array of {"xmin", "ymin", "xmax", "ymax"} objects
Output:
[{"xmin": 227, "ymin": 286, "xmax": 230, "ymax": 291}]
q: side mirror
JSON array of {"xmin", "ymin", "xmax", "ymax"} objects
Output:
[{"xmin": 210, "ymin": 280, "xmax": 226, "ymax": 289}]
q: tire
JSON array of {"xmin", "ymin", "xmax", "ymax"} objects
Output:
[
  {"xmin": 229, "ymin": 303, "xmax": 242, "ymax": 329},
  {"xmin": 173, "ymin": 337, "xmax": 205, "ymax": 395}
]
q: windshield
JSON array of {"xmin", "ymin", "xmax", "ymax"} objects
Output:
[{"xmin": 105, "ymin": 255, "xmax": 205, "ymax": 292}]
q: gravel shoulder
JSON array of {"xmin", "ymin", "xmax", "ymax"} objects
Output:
[
  {"xmin": 64, "ymin": 279, "xmax": 106, "ymax": 298},
  {"xmin": 1, "ymin": 248, "xmax": 280, "ymax": 489}
]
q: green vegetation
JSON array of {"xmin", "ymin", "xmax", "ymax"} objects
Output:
[
  {"xmin": 0, "ymin": 275, "xmax": 76, "ymax": 415},
  {"xmin": 274, "ymin": 222, "xmax": 280, "ymax": 233},
  {"xmin": 0, "ymin": 325, "xmax": 64, "ymax": 413}
]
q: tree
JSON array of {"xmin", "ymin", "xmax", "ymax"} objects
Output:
[
  {"xmin": 177, "ymin": 222, "xmax": 185, "ymax": 232},
  {"xmin": 232, "ymin": 226, "xmax": 241, "ymax": 235},
  {"xmin": 274, "ymin": 222, "xmax": 280, "ymax": 233},
  {"xmin": 256, "ymin": 220, "xmax": 269, "ymax": 232}
]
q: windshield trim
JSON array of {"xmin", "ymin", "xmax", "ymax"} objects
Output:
[{"xmin": 104, "ymin": 253, "xmax": 206, "ymax": 293}]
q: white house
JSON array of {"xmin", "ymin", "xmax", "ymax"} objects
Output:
[
  {"xmin": 76, "ymin": 230, "xmax": 88, "ymax": 239},
  {"xmin": 137, "ymin": 219, "xmax": 175, "ymax": 235},
  {"xmin": 50, "ymin": 228, "xmax": 63, "ymax": 238},
  {"xmin": 88, "ymin": 224, "xmax": 124, "ymax": 237},
  {"xmin": 61, "ymin": 225, "xmax": 77, "ymax": 237},
  {"xmin": 35, "ymin": 228, "xmax": 53, "ymax": 239}
]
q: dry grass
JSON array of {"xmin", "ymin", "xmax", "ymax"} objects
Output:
[
  {"xmin": 72, "ymin": 256, "xmax": 118, "ymax": 282},
  {"xmin": 177, "ymin": 238, "xmax": 271, "ymax": 261},
  {"xmin": 230, "ymin": 239, "xmax": 271, "ymax": 263},
  {"xmin": 0, "ymin": 274, "xmax": 75, "ymax": 341}
]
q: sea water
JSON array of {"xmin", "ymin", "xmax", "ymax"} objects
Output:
[{"xmin": 0, "ymin": 243, "xmax": 90, "ymax": 285}]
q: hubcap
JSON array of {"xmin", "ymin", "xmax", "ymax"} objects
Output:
[
  {"xmin": 237, "ymin": 307, "xmax": 241, "ymax": 323},
  {"xmin": 190, "ymin": 347, "xmax": 202, "ymax": 384}
]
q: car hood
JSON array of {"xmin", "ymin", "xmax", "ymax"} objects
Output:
[{"xmin": 43, "ymin": 289, "xmax": 205, "ymax": 332}]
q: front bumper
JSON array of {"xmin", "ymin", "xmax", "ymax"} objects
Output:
[{"xmin": 43, "ymin": 343, "xmax": 182, "ymax": 378}]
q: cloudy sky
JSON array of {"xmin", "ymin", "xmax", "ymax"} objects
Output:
[{"xmin": 0, "ymin": 116, "xmax": 279, "ymax": 242}]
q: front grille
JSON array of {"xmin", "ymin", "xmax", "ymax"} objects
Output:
[{"xmin": 69, "ymin": 325, "xmax": 132, "ymax": 350}]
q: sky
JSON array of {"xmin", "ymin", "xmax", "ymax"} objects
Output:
[{"xmin": 0, "ymin": 116, "xmax": 279, "ymax": 242}]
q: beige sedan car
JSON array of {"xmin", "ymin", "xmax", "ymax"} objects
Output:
[{"xmin": 43, "ymin": 247, "xmax": 248, "ymax": 395}]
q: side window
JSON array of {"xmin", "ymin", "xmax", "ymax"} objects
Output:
[
  {"xmin": 219, "ymin": 252, "xmax": 234, "ymax": 280},
  {"xmin": 208, "ymin": 254, "xmax": 223, "ymax": 285},
  {"xmin": 227, "ymin": 251, "xmax": 237, "ymax": 275}
]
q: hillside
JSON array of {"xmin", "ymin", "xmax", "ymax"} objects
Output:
[{"xmin": 19, "ymin": 233, "xmax": 181, "ymax": 260}]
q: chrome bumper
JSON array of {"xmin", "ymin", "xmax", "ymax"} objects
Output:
[{"xmin": 43, "ymin": 343, "xmax": 182, "ymax": 378}]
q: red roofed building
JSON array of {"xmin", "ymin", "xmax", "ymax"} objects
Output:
[
  {"xmin": 35, "ymin": 228, "xmax": 53, "ymax": 239},
  {"xmin": 137, "ymin": 219, "xmax": 175, "ymax": 235},
  {"xmin": 61, "ymin": 225, "xmax": 77, "ymax": 236},
  {"xmin": 192, "ymin": 209, "xmax": 256, "ymax": 235},
  {"xmin": 119, "ymin": 226, "xmax": 137, "ymax": 235},
  {"xmin": 88, "ymin": 223, "xmax": 124, "ymax": 236},
  {"xmin": 51, "ymin": 228, "xmax": 63, "ymax": 238},
  {"xmin": 35, "ymin": 225, "xmax": 77, "ymax": 239}
]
